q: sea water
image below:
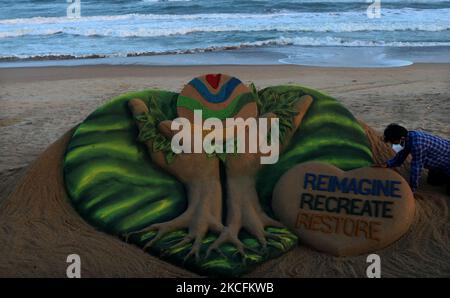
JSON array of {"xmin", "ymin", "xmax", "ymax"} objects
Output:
[{"xmin": 0, "ymin": 0, "xmax": 449, "ymax": 67}]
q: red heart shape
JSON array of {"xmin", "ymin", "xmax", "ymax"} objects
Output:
[{"xmin": 205, "ymin": 74, "xmax": 221, "ymax": 89}]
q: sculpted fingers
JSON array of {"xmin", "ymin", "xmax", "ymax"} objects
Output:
[
  {"xmin": 292, "ymin": 95, "xmax": 313, "ymax": 132},
  {"xmin": 128, "ymin": 98, "xmax": 168, "ymax": 167},
  {"xmin": 158, "ymin": 120, "xmax": 174, "ymax": 139},
  {"xmin": 280, "ymin": 95, "xmax": 313, "ymax": 152},
  {"xmin": 128, "ymin": 98, "xmax": 149, "ymax": 128}
]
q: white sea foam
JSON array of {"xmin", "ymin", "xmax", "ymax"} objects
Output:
[
  {"xmin": 2, "ymin": 36, "xmax": 449, "ymax": 61},
  {"xmin": 235, "ymin": 37, "xmax": 450, "ymax": 48},
  {"xmin": 1, "ymin": 4, "xmax": 449, "ymax": 62},
  {"xmin": 1, "ymin": 8, "xmax": 449, "ymax": 38}
]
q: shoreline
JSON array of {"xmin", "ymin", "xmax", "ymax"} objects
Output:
[
  {"xmin": 1, "ymin": 62, "xmax": 450, "ymax": 83},
  {"xmin": 2, "ymin": 45, "xmax": 450, "ymax": 69}
]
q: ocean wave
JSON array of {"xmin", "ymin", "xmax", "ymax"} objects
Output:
[
  {"xmin": 141, "ymin": 0, "xmax": 192, "ymax": 2},
  {"xmin": 1, "ymin": 10, "xmax": 450, "ymax": 38},
  {"xmin": 1, "ymin": 0, "xmax": 449, "ymax": 22},
  {"xmin": 277, "ymin": 36, "xmax": 450, "ymax": 47},
  {"xmin": 1, "ymin": 26, "xmax": 449, "ymax": 39},
  {"xmin": 240, "ymin": 37, "xmax": 450, "ymax": 47},
  {"xmin": 2, "ymin": 37, "xmax": 450, "ymax": 61},
  {"xmin": 1, "ymin": 8, "xmax": 450, "ymax": 24}
]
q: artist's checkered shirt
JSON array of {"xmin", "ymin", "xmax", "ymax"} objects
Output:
[{"xmin": 387, "ymin": 131, "xmax": 450, "ymax": 191}]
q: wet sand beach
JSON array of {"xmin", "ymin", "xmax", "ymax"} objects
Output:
[{"xmin": 0, "ymin": 63, "xmax": 449, "ymax": 277}]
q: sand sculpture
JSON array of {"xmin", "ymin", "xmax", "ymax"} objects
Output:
[
  {"xmin": 60, "ymin": 74, "xmax": 414, "ymax": 276},
  {"xmin": 273, "ymin": 162, "xmax": 415, "ymax": 256}
]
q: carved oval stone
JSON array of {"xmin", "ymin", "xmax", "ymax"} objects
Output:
[{"xmin": 272, "ymin": 162, "xmax": 415, "ymax": 256}]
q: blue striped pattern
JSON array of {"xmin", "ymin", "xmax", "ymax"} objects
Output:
[{"xmin": 188, "ymin": 77, "xmax": 242, "ymax": 103}]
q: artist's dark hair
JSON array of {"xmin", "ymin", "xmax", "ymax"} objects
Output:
[{"xmin": 383, "ymin": 123, "xmax": 408, "ymax": 142}]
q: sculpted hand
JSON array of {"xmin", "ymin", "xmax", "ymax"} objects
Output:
[
  {"xmin": 207, "ymin": 95, "xmax": 314, "ymax": 257},
  {"xmin": 127, "ymin": 98, "xmax": 223, "ymax": 261}
]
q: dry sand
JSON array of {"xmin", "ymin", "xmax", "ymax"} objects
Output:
[{"xmin": 0, "ymin": 64, "xmax": 449, "ymax": 277}]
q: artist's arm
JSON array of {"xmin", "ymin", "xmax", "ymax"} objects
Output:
[
  {"xmin": 386, "ymin": 148, "xmax": 410, "ymax": 168},
  {"xmin": 409, "ymin": 144, "xmax": 426, "ymax": 192}
]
